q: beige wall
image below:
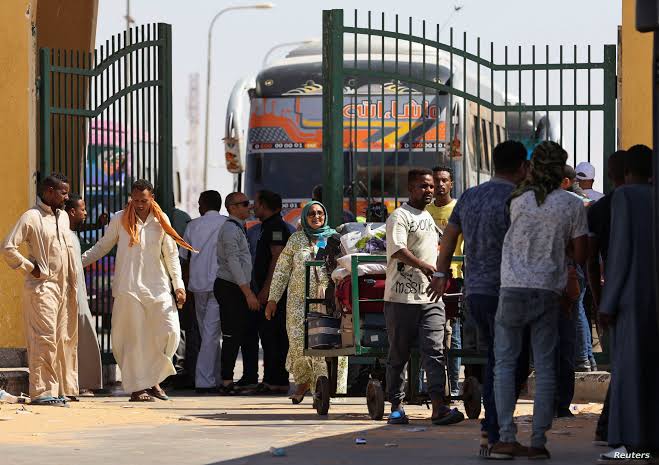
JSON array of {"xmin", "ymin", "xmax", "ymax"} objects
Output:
[
  {"xmin": 0, "ymin": 1, "xmax": 38, "ymax": 348},
  {"xmin": 0, "ymin": 0, "xmax": 98, "ymax": 349},
  {"xmin": 620, "ymin": 0, "xmax": 653, "ymax": 149}
]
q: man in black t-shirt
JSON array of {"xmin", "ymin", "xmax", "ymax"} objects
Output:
[{"xmin": 252, "ymin": 190, "xmax": 291, "ymax": 393}]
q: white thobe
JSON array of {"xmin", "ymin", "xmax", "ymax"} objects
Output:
[
  {"xmin": 70, "ymin": 232, "xmax": 103, "ymax": 391},
  {"xmin": 180, "ymin": 211, "xmax": 227, "ymax": 388},
  {"xmin": 82, "ymin": 210, "xmax": 184, "ymax": 393}
]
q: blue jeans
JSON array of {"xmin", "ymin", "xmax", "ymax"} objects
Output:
[
  {"xmin": 574, "ymin": 267, "xmax": 593, "ymax": 364},
  {"xmin": 555, "ymin": 308, "xmax": 577, "ymax": 411},
  {"xmin": 467, "ymin": 294, "xmax": 530, "ymax": 445},
  {"xmin": 494, "ymin": 288, "xmax": 560, "ymax": 449},
  {"xmin": 447, "ymin": 319, "xmax": 462, "ymax": 395}
]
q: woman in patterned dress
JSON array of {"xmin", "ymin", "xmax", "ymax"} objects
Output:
[{"xmin": 265, "ymin": 201, "xmax": 347, "ymax": 403}]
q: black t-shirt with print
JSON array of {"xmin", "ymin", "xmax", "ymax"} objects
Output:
[{"xmin": 254, "ymin": 213, "xmax": 291, "ymax": 289}]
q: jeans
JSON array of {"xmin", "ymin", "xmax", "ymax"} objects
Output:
[
  {"xmin": 447, "ymin": 319, "xmax": 462, "ymax": 395},
  {"xmin": 574, "ymin": 267, "xmax": 593, "ymax": 364},
  {"xmin": 555, "ymin": 307, "xmax": 577, "ymax": 411},
  {"xmin": 467, "ymin": 294, "xmax": 530, "ymax": 445},
  {"xmin": 494, "ymin": 288, "xmax": 560, "ymax": 449},
  {"xmin": 385, "ymin": 301, "xmax": 446, "ymax": 404}
]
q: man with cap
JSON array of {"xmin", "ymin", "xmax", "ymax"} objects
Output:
[{"xmin": 575, "ymin": 161, "xmax": 604, "ymax": 202}]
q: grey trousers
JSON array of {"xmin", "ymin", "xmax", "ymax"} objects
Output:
[{"xmin": 384, "ymin": 301, "xmax": 447, "ymax": 404}]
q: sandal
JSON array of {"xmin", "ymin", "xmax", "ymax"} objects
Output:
[
  {"xmin": 129, "ymin": 391, "xmax": 156, "ymax": 402},
  {"xmin": 148, "ymin": 386, "xmax": 169, "ymax": 401},
  {"xmin": 289, "ymin": 384, "xmax": 309, "ymax": 404},
  {"xmin": 31, "ymin": 396, "xmax": 68, "ymax": 407}
]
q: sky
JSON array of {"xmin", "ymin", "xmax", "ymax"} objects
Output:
[{"xmin": 96, "ymin": 0, "xmax": 622, "ymax": 216}]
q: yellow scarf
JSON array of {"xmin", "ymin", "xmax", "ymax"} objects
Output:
[{"xmin": 122, "ymin": 200, "xmax": 197, "ymax": 252}]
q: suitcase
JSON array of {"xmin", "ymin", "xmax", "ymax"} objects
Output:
[
  {"xmin": 340, "ymin": 313, "xmax": 388, "ymax": 349},
  {"xmin": 335, "ymin": 275, "xmax": 386, "ymax": 314},
  {"xmin": 307, "ymin": 312, "xmax": 341, "ymax": 349}
]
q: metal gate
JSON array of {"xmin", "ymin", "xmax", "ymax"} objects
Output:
[
  {"xmin": 38, "ymin": 23, "xmax": 173, "ymax": 363},
  {"xmin": 321, "ymin": 9, "xmax": 616, "ymax": 225}
]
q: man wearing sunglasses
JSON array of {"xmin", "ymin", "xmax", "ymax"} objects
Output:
[{"xmin": 214, "ymin": 192, "xmax": 260, "ymax": 395}]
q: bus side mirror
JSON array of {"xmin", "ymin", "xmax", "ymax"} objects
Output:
[{"xmin": 224, "ymin": 136, "xmax": 245, "ymax": 174}]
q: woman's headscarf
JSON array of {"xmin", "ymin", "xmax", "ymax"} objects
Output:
[
  {"xmin": 122, "ymin": 199, "xmax": 197, "ymax": 252},
  {"xmin": 301, "ymin": 201, "xmax": 337, "ymax": 240},
  {"xmin": 509, "ymin": 141, "xmax": 568, "ymax": 206}
]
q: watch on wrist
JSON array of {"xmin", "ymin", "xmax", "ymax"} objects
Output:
[{"xmin": 432, "ymin": 271, "xmax": 448, "ymax": 279}]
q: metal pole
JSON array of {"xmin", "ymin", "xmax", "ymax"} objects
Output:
[
  {"xmin": 202, "ymin": 3, "xmax": 274, "ymax": 190},
  {"xmin": 322, "ymin": 9, "xmax": 344, "ymax": 227}
]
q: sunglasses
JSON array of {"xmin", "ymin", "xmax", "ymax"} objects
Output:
[
  {"xmin": 307, "ymin": 211, "xmax": 325, "ymax": 218},
  {"xmin": 229, "ymin": 200, "xmax": 250, "ymax": 208}
]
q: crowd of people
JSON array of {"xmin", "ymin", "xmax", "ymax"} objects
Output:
[{"xmin": 1, "ymin": 140, "xmax": 657, "ymax": 461}]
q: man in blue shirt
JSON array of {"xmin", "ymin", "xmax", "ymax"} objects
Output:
[{"xmin": 430, "ymin": 141, "xmax": 531, "ymax": 457}]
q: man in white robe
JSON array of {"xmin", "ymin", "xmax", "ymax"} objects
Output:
[
  {"xmin": 82, "ymin": 179, "xmax": 190, "ymax": 402},
  {"xmin": 65, "ymin": 194, "xmax": 103, "ymax": 394}
]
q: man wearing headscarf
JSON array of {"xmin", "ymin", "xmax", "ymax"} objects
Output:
[
  {"xmin": 82, "ymin": 179, "xmax": 194, "ymax": 402},
  {"xmin": 490, "ymin": 142, "xmax": 588, "ymax": 459}
]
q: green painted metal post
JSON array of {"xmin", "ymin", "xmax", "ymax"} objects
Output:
[
  {"xmin": 322, "ymin": 9, "xmax": 344, "ymax": 227},
  {"xmin": 157, "ymin": 23, "xmax": 174, "ymax": 217},
  {"xmin": 39, "ymin": 48, "xmax": 52, "ymax": 180},
  {"xmin": 602, "ymin": 44, "xmax": 617, "ymax": 194}
]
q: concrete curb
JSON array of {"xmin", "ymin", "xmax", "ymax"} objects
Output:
[{"xmin": 526, "ymin": 371, "xmax": 610, "ymax": 403}]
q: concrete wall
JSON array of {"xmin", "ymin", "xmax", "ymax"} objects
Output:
[
  {"xmin": 0, "ymin": 0, "xmax": 98, "ymax": 349},
  {"xmin": 620, "ymin": 0, "xmax": 653, "ymax": 149},
  {"xmin": 0, "ymin": 0, "xmax": 38, "ymax": 348}
]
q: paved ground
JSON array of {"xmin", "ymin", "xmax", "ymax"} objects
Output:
[{"xmin": 0, "ymin": 390, "xmax": 605, "ymax": 465}]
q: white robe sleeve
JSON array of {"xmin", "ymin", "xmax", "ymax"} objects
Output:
[
  {"xmin": 162, "ymin": 233, "xmax": 184, "ymax": 291},
  {"xmin": 81, "ymin": 213, "xmax": 121, "ymax": 268}
]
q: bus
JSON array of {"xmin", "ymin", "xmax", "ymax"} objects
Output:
[{"xmin": 225, "ymin": 38, "xmax": 556, "ymax": 224}]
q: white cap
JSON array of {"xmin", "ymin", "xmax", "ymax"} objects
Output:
[{"xmin": 575, "ymin": 161, "xmax": 595, "ymax": 180}]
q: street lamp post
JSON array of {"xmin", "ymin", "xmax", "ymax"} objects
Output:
[
  {"xmin": 203, "ymin": 3, "xmax": 274, "ymax": 189},
  {"xmin": 262, "ymin": 39, "xmax": 317, "ymax": 68}
]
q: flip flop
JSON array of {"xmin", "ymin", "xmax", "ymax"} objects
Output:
[
  {"xmin": 31, "ymin": 396, "xmax": 68, "ymax": 407},
  {"xmin": 432, "ymin": 407, "xmax": 465, "ymax": 426}
]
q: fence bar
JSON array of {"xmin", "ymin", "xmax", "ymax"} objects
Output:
[{"xmin": 322, "ymin": 9, "xmax": 345, "ymax": 227}]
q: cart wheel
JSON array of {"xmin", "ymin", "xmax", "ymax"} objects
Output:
[
  {"xmin": 314, "ymin": 376, "xmax": 330, "ymax": 416},
  {"xmin": 366, "ymin": 379, "xmax": 385, "ymax": 420},
  {"xmin": 462, "ymin": 376, "xmax": 482, "ymax": 420}
]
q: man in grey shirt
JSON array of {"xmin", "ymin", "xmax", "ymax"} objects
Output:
[{"xmin": 213, "ymin": 192, "xmax": 259, "ymax": 395}]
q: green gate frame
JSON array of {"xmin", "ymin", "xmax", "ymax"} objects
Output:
[
  {"xmin": 38, "ymin": 23, "xmax": 173, "ymax": 364},
  {"xmin": 321, "ymin": 9, "xmax": 616, "ymax": 366},
  {"xmin": 322, "ymin": 9, "xmax": 617, "ymax": 227}
]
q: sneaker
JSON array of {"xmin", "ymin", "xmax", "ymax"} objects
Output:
[
  {"xmin": 487, "ymin": 441, "xmax": 528, "ymax": 460},
  {"xmin": 528, "ymin": 446, "xmax": 551, "ymax": 460},
  {"xmin": 589, "ymin": 357, "xmax": 598, "ymax": 372},
  {"xmin": 387, "ymin": 404, "xmax": 410, "ymax": 425},
  {"xmin": 575, "ymin": 360, "xmax": 591, "ymax": 372}
]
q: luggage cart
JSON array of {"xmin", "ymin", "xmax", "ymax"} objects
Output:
[{"xmin": 303, "ymin": 254, "xmax": 484, "ymax": 419}]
